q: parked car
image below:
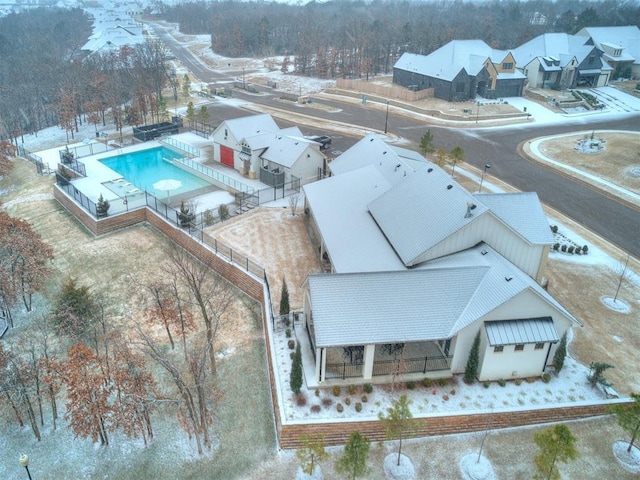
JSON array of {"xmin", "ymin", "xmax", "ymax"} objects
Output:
[{"xmin": 307, "ymin": 135, "xmax": 332, "ymax": 150}]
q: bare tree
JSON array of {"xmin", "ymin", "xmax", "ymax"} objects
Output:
[{"xmin": 166, "ymin": 246, "xmax": 235, "ymax": 377}]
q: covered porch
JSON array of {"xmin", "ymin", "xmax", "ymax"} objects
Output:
[{"xmin": 308, "ymin": 334, "xmax": 454, "ymax": 387}]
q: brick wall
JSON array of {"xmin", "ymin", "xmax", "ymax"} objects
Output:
[{"xmin": 278, "ymin": 400, "xmax": 632, "ymax": 449}]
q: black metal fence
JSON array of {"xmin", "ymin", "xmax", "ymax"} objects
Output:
[
  {"xmin": 188, "ymin": 119, "xmax": 216, "ymax": 138},
  {"xmin": 240, "ymin": 176, "xmax": 301, "ymax": 206},
  {"xmin": 56, "ymin": 172, "xmax": 97, "ymax": 216},
  {"xmin": 144, "ymin": 193, "xmax": 266, "ymax": 279},
  {"xmin": 58, "ymin": 142, "xmax": 109, "ymax": 160},
  {"xmin": 17, "ymin": 145, "xmax": 50, "ymax": 175},
  {"xmin": 324, "ymin": 354, "xmax": 453, "ymax": 381},
  {"xmin": 372, "ymin": 355, "xmax": 453, "ymax": 377},
  {"xmin": 59, "ymin": 152, "xmax": 87, "ymax": 177}
]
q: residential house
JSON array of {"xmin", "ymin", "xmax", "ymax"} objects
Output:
[
  {"xmin": 299, "ymin": 136, "xmax": 580, "ymax": 387},
  {"xmin": 511, "ymin": 33, "xmax": 612, "ymax": 89},
  {"xmin": 393, "ymin": 40, "xmax": 526, "ymax": 101},
  {"xmin": 575, "ymin": 26, "xmax": 640, "ymax": 80},
  {"xmin": 212, "ymin": 114, "xmax": 326, "ymax": 186},
  {"xmin": 82, "ymin": 8, "xmax": 146, "ymax": 56}
]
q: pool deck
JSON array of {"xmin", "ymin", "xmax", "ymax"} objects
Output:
[{"xmin": 38, "ymin": 132, "xmax": 273, "ymax": 215}]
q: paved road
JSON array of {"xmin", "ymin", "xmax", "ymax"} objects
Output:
[{"xmin": 151, "ymin": 22, "xmax": 640, "ymax": 258}]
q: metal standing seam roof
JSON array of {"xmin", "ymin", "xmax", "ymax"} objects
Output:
[
  {"xmin": 302, "ymin": 165, "xmax": 405, "ymax": 273},
  {"xmin": 308, "ymin": 267, "xmax": 489, "ymax": 348},
  {"xmin": 368, "ymin": 167, "xmax": 489, "ymax": 266},
  {"xmin": 485, "ymin": 317, "xmax": 559, "ymax": 346},
  {"xmin": 329, "ymin": 134, "xmax": 415, "ymax": 185},
  {"xmin": 221, "ymin": 114, "xmax": 279, "ymax": 142},
  {"xmin": 475, "ymin": 192, "xmax": 554, "ymax": 245}
]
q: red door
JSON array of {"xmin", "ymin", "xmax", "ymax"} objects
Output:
[{"xmin": 220, "ymin": 145, "xmax": 234, "ymax": 168}]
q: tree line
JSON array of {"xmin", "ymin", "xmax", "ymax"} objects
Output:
[
  {"xmin": 160, "ymin": 0, "xmax": 640, "ymax": 79},
  {"xmin": 0, "ymin": 168, "xmax": 236, "ymax": 452},
  {"xmin": 0, "ymin": 8, "xmax": 175, "ymax": 144}
]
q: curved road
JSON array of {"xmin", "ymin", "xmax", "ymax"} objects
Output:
[{"xmin": 151, "ymin": 22, "xmax": 640, "ymax": 258}]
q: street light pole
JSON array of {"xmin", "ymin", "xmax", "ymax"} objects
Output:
[
  {"xmin": 478, "ymin": 164, "xmax": 491, "ymax": 193},
  {"xmin": 384, "ymin": 100, "xmax": 390, "ymax": 134},
  {"xmin": 19, "ymin": 454, "xmax": 33, "ymax": 480}
]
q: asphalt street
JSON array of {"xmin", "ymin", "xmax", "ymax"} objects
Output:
[{"xmin": 151, "ymin": 22, "xmax": 640, "ymax": 258}]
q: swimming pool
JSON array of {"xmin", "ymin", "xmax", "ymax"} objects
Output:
[{"xmin": 99, "ymin": 147, "xmax": 212, "ymax": 199}]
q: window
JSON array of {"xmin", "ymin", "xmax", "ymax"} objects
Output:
[
  {"xmin": 494, "ymin": 346, "xmax": 504, "ymax": 353},
  {"xmin": 535, "ymin": 343, "xmax": 545, "ymax": 350},
  {"xmin": 502, "ymin": 62, "xmax": 513, "ymax": 70},
  {"xmin": 241, "ymin": 144, "xmax": 251, "ymax": 155},
  {"xmin": 514, "ymin": 344, "xmax": 525, "ymax": 351}
]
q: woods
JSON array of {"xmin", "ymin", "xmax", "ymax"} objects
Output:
[
  {"xmin": 160, "ymin": 0, "xmax": 640, "ymax": 79},
  {"xmin": 0, "ymin": 8, "xmax": 173, "ymax": 145}
]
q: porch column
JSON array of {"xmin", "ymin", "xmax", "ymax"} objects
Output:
[
  {"xmin": 316, "ymin": 347, "xmax": 326, "ymax": 383},
  {"xmin": 363, "ymin": 344, "xmax": 375, "ymax": 380}
]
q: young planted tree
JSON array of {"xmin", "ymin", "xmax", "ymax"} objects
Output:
[
  {"xmin": 296, "ymin": 433, "xmax": 329, "ymax": 476},
  {"xmin": 587, "ymin": 362, "xmax": 614, "ymax": 390},
  {"xmin": 279, "ymin": 277, "xmax": 290, "ymax": 317},
  {"xmin": 419, "ymin": 129, "xmax": 435, "ymax": 157},
  {"xmin": 197, "ymin": 105, "xmax": 209, "ymax": 123},
  {"xmin": 379, "ymin": 394, "xmax": 413, "ymax": 466},
  {"xmin": 464, "ymin": 331, "xmax": 481, "ymax": 384},
  {"xmin": 96, "ymin": 194, "xmax": 110, "ymax": 218},
  {"xmin": 552, "ymin": 332, "xmax": 567, "ymax": 374},
  {"xmin": 533, "ymin": 424, "xmax": 578, "ymax": 480},
  {"xmin": 449, "ymin": 146, "xmax": 465, "ymax": 177},
  {"xmin": 336, "ymin": 431, "xmax": 371, "ymax": 480},
  {"xmin": 185, "ymin": 101, "xmax": 196, "ymax": 123},
  {"xmin": 290, "ymin": 343, "xmax": 303, "ymax": 394},
  {"xmin": 181, "ymin": 74, "xmax": 192, "ymax": 99},
  {"xmin": 435, "ymin": 148, "xmax": 447, "ymax": 168},
  {"xmin": 608, "ymin": 392, "xmax": 640, "ymax": 453}
]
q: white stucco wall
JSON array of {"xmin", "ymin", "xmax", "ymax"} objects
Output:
[{"xmin": 479, "ymin": 336, "xmax": 550, "ymax": 381}]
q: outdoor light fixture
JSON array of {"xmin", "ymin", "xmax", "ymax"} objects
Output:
[
  {"xmin": 384, "ymin": 100, "xmax": 390, "ymax": 134},
  {"xmin": 19, "ymin": 454, "xmax": 33, "ymax": 480},
  {"xmin": 479, "ymin": 163, "xmax": 491, "ymax": 193}
]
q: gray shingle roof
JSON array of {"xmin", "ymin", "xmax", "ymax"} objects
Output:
[{"xmin": 394, "ymin": 40, "xmax": 510, "ymax": 81}]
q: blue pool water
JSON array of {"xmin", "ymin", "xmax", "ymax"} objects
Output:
[{"xmin": 100, "ymin": 147, "xmax": 211, "ymax": 198}]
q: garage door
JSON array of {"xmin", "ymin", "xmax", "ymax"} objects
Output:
[{"xmin": 220, "ymin": 145, "xmax": 234, "ymax": 168}]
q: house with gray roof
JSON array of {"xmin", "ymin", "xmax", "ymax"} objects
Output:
[
  {"xmin": 575, "ymin": 26, "xmax": 640, "ymax": 79},
  {"xmin": 212, "ymin": 114, "xmax": 325, "ymax": 186},
  {"xmin": 511, "ymin": 33, "xmax": 611, "ymax": 89},
  {"xmin": 299, "ymin": 136, "xmax": 580, "ymax": 387},
  {"xmin": 393, "ymin": 40, "xmax": 526, "ymax": 101}
]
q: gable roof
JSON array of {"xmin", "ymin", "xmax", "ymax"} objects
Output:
[
  {"xmin": 220, "ymin": 114, "xmax": 279, "ymax": 142},
  {"xmin": 309, "ymin": 243, "xmax": 579, "ymax": 348},
  {"xmin": 308, "ymin": 267, "xmax": 489, "ymax": 348},
  {"xmin": 303, "ymin": 166, "xmax": 403, "ymax": 273},
  {"xmin": 511, "ymin": 33, "xmax": 596, "ymax": 68},
  {"xmin": 475, "ymin": 192, "xmax": 554, "ymax": 245},
  {"xmin": 368, "ymin": 166, "xmax": 489, "ymax": 266},
  {"xmin": 329, "ymin": 134, "xmax": 415, "ymax": 185},
  {"xmin": 394, "ymin": 40, "xmax": 510, "ymax": 81},
  {"xmin": 576, "ymin": 26, "xmax": 640, "ymax": 64},
  {"xmin": 249, "ymin": 133, "xmax": 318, "ymax": 168}
]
